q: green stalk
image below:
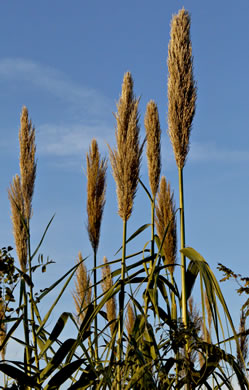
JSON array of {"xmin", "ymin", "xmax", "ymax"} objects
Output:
[
  {"xmin": 178, "ymin": 168, "xmax": 187, "ymax": 329},
  {"xmin": 178, "ymin": 167, "xmax": 190, "ymax": 390},
  {"xmin": 94, "ymin": 249, "xmax": 98, "ymax": 362},
  {"xmin": 28, "ymin": 235, "xmax": 39, "ymax": 373},
  {"xmin": 150, "ymin": 197, "xmax": 155, "ymax": 269},
  {"xmin": 170, "ymin": 272, "xmax": 178, "ymax": 383},
  {"xmin": 22, "ymin": 283, "xmax": 30, "ymax": 375},
  {"xmin": 117, "ymin": 219, "xmax": 127, "ymax": 390},
  {"xmin": 144, "ymin": 198, "xmax": 155, "ymax": 318}
]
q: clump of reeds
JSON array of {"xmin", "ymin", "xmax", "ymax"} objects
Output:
[
  {"xmin": 155, "ymin": 176, "xmax": 177, "ymax": 276},
  {"xmin": 167, "ymin": 7, "xmax": 197, "ymax": 170},
  {"xmin": 8, "ymin": 175, "xmax": 27, "ymax": 272},
  {"xmin": 86, "ymin": 138, "xmax": 107, "ymax": 253},
  {"xmin": 109, "ymin": 71, "xmax": 142, "ymax": 222},
  {"xmin": 73, "ymin": 252, "xmax": 92, "ymax": 325},
  {"xmin": 144, "ymin": 100, "xmax": 161, "ymax": 199},
  {"xmin": 101, "ymin": 256, "xmax": 116, "ymax": 336},
  {"xmin": 125, "ymin": 302, "xmax": 135, "ymax": 338}
]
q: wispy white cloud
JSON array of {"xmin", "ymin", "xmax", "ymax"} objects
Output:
[
  {"xmin": 189, "ymin": 141, "xmax": 249, "ymax": 163},
  {"xmin": 37, "ymin": 122, "xmax": 114, "ymax": 157},
  {"xmin": 0, "ymin": 58, "xmax": 112, "ymax": 118},
  {"xmin": 0, "ymin": 58, "xmax": 115, "ymax": 161}
]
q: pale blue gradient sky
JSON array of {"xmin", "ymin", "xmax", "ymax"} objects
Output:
[{"xmin": 0, "ymin": 0, "xmax": 249, "ymax": 382}]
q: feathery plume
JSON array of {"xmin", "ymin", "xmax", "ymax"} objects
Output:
[
  {"xmin": 8, "ymin": 175, "xmax": 27, "ymax": 272},
  {"xmin": 72, "ymin": 252, "xmax": 92, "ymax": 325},
  {"xmin": 101, "ymin": 256, "xmax": 116, "ymax": 336},
  {"xmin": 237, "ymin": 309, "xmax": 248, "ymax": 372},
  {"xmin": 125, "ymin": 302, "xmax": 135, "ymax": 338},
  {"xmin": 167, "ymin": 8, "xmax": 197, "ymax": 169},
  {"xmin": 0, "ymin": 299, "xmax": 6, "ymax": 360},
  {"xmin": 144, "ymin": 100, "xmax": 161, "ymax": 199},
  {"xmin": 86, "ymin": 139, "xmax": 107, "ymax": 253},
  {"xmin": 19, "ymin": 106, "xmax": 36, "ymax": 222},
  {"xmin": 109, "ymin": 72, "xmax": 142, "ymax": 221},
  {"xmin": 155, "ymin": 176, "xmax": 177, "ymax": 276}
]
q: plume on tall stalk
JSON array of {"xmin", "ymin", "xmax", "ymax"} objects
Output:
[
  {"xmin": 86, "ymin": 138, "xmax": 107, "ymax": 360},
  {"xmin": 101, "ymin": 256, "xmax": 117, "ymax": 336},
  {"xmin": 167, "ymin": 7, "xmax": 197, "ymax": 334},
  {"xmin": 73, "ymin": 252, "xmax": 92, "ymax": 326},
  {"xmin": 144, "ymin": 100, "xmax": 161, "ymax": 270},
  {"xmin": 144, "ymin": 100, "xmax": 161, "ymax": 200},
  {"xmin": 8, "ymin": 106, "xmax": 38, "ymax": 372},
  {"xmin": 108, "ymin": 71, "xmax": 142, "ymax": 387}
]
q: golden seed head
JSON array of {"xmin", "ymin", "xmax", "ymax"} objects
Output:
[
  {"xmin": 144, "ymin": 100, "xmax": 161, "ymax": 198},
  {"xmin": 109, "ymin": 72, "xmax": 142, "ymax": 221},
  {"xmin": 125, "ymin": 302, "xmax": 135, "ymax": 338},
  {"xmin": 101, "ymin": 256, "xmax": 116, "ymax": 336},
  {"xmin": 86, "ymin": 139, "xmax": 107, "ymax": 253},
  {"xmin": 8, "ymin": 174, "xmax": 28, "ymax": 272},
  {"xmin": 155, "ymin": 176, "xmax": 177, "ymax": 276},
  {"xmin": 19, "ymin": 106, "xmax": 36, "ymax": 222},
  {"xmin": 0, "ymin": 299, "xmax": 6, "ymax": 360},
  {"xmin": 72, "ymin": 252, "xmax": 92, "ymax": 325},
  {"xmin": 167, "ymin": 8, "xmax": 197, "ymax": 169}
]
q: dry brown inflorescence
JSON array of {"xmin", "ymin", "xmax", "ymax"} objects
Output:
[
  {"xmin": 144, "ymin": 100, "xmax": 161, "ymax": 199},
  {"xmin": 155, "ymin": 176, "xmax": 177, "ymax": 276},
  {"xmin": 167, "ymin": 8, "xmax": 197, "ymax": 169},
  {"xmin": 109, "ymin": 72, "xmax": 143, "ymax": 221},
  {"xmin": 73, "ymin": 252, "xmax": 92, "ymax": 325},
  {"xmin": 8, "ymin": 106, "xmax": 36, "ymax": 272},
  {"xmin": 86, "ymin": 139, "xmax": 107, "ymax": 253}
]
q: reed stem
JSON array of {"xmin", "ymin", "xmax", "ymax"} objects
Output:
[
  {"xmin": 27, "ymin": 235, "xmax": 39, "ymax": 372},
  {"xmin": 178, "ymin": 167, "xmax": 187, "ymax": 328},
  {"xmin": 94, "ymin": 249, "xmax": 98, "ymax": 362},
  {"xmin": 117, "ymin": 219, "xmax": 127, "ymax": 390}
]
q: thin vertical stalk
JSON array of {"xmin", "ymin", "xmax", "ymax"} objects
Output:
[
  {"xmin": 178, "ymin": 168, "xmax": 187, "ymax": 329},
  {"xmin": 117, "ymin": 219, "xmax": 127, "ymax": 390},
  {"xmin": 22, "ymin": 283, "xmax": 31, "ymax": 377},
  {"xmin": 27, "ymin": 235, "xmax": 39, "ymax": 372},
  {"xmin": 144, "ymin": 198, "xmax": 155, "ymax": 319},
  {"xmin": 178, "ymin": 167, "xmax": 191, "ymax": 390},
  {"xmin": 94, "ymin": 249, "xmax": 98, "ymax": 361},
  {"xmin": 150, "ymin": 197, "xmax": 155, "ymax": 267}
]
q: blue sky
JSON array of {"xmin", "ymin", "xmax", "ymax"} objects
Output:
[{"xmin": 1, "ymin": 0, "xmax": 249, "ymax": 369}]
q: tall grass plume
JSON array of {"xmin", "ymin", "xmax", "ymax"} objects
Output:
[
  {"xmin": 73, "ymin": 252, "xmax": 92, "ymax": 325},
  {"xmin": 167, "ymin": 8, "xmax": 197, "ymax": 169},
  {"xmin": 144, "ymin": 100, "xmax": 161, "ymax": 199},
  {"xmin": 155, "ymin": 176, "xmax": 177, "ymax": 276}
]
